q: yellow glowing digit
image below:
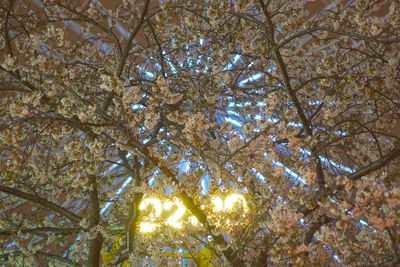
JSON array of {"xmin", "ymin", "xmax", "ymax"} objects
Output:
[
  {"xmin": 211, "ymin": 196, "xmax": 224, "ymax": 212},
  {"xmin": 139, "ymin": 198, "xmax": 162, "ymax": 232},
  {"xmin": 163, "ymin": 200, "xmax": 174, "ymax": 211},
  {"xmin": 224, "ymin": 194, "xmax": 248, "ymax": 213},
  {"xmin": 164, "ymin": 199, "xmax": 186, "ymax": 229}
]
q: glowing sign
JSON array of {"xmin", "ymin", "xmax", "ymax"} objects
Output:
[
  {"xmin": 164, "ymin": 199, "xmax": 186, "ymax": 229},
  {"xmin": 139, "ymin": 198, "xmax": 163, "ymax": 232},
  {"xmin": 212, "ymin": 194, "xmax": 248, "ymax": 213},
  {"xmin": 138, "ymin": 194, "xmax": 248, "ymax": 232}
]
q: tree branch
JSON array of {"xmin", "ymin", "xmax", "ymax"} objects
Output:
[
  {"xmin": 0, "ymin": 86, "xmax": 31, "ymax": 93},
  {"xmin": 3, "ymin": 0, "xmax": 21, "ymax": 79},
  {"xmin": 298, "ymin": 142, "xmax": 400, "ymax": 215},
  {"xmin": 117, "ymin": 0, "xmax": 150, "ymax": 77},
  {"xmin": 304, "ymin": 216, "xmax": 333, "ymax": 245},
  {"xmin": 0, "ymin": 185, "xmax": 81, "ymax": 225},
  {"xmin": 0, "ymin": 251, "xmax": 81, "ymax": 267},
  {"xmin": 258, "ymin": 0, "xmax": 326, "ymax": 191},
  {"xmin": 0, "ymin": 227, "xmax": 80, "ymax": 237},
  {"xmin": 258, "ymin": 0, "xmax": 311, "ymax": 136},
  {"xmin": 55, "ymin": 2, "xmax": 123, "ymax": 59},
  {"xmin": 101, "ymin": 0, "xmax": 150, "ymax": 114},
  {"xmin": 349, "ymin": 142, "xmax": 400, "ymax": 181},
  {"xmin": 87, "ymin": 175, "xmax": 103, "ymax": 267},
  {"xmin": 278, "ymin": 26, "xmax": 400, "ymax": 49},
  {"xmin": 117, "ymin": 151, "xmax": 143, "ymax": 252},
  {"xmin": 35, "ymin": 251, "xmax": 82, "ymax": 267}
]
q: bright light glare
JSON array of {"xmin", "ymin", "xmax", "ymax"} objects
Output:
[
  {"xmin": 139, "ymin": 222, "xmax": 157, "ymax": 233},
  {"xmin": 189, "ymin": 216, "xmax": 199, "ymax": 226},
  {"xmin": 225, "ymin": 194, "xmax": 248, "ymax": 213},
  {"xmin": 139, "ymin": 198, "xmax": 163, "ymax": 232},
  {"xmin": 212, "ymin": 197, "xmax": 224, "ymax": 212}
]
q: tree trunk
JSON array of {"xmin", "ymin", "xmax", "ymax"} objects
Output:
[{"xmin": 88, "ymin": 175, "xmax": 103, "ymax": 267}]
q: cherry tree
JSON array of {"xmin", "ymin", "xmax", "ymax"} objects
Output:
[{"xmin": 1, "ymin": 0, "xmax": 400, "ymax": 266}]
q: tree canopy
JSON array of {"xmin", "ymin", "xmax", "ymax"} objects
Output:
[{"xmin": 1, "ymin": 0, "xmax": 400, "ymax": 266}]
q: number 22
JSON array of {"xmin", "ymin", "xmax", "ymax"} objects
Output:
[{"xmin": 164, "ymin": 199, "xmax": 186, "ymax": 229}]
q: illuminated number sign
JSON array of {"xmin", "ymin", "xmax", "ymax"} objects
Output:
[{"xmin": 138, "ymin": 194, "xmax": 248, "ymax": 232}]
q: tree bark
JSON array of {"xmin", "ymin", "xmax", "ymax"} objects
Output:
[{"xmin": 87, "ymin": 175, "xmax": 103, "ymax": 267}]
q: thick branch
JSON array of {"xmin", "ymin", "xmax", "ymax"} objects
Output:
[
  {"xmin": 349, "ymin": 142, "xmax": 400, "ymax": 181},
  {"xmin": 298, "ymin": 142, "xmax": 400, "ymax": 215},
  {"xmin": 0, "ymin": 227, "xmax": 80, "ymax": 236},
  {"xmin": 304, "ymin": 216, "xmax": 333, "ymax": 245},
  {"xmin": 127, "ymin": 192, "xmax": 143, "ymax": 252},
  {"xmin": 87, "ymin": 175, "xmax": 103, "ymax": 267},
  {"xmin": 0, "ymin": 185, "xmax": 81, "ymax": 225}
]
